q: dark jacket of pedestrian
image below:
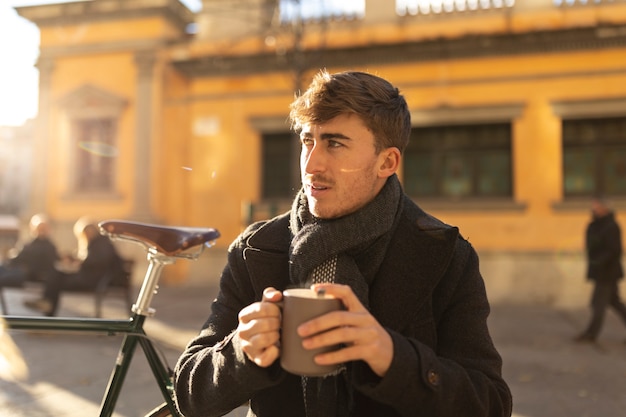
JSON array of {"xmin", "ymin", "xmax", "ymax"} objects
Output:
[
  {"xmin": 7, "ymin": 236, "xmax": 59, "ymax": 282},
  {"xmin": 77, "ymin": 233, "xmax": 125, "ymax": 287},
  {"xmin": 586, "ymin": 211, "xmax": 623, "ymax": 282},
  {"xmin": 174, "ymin": 193, "xmax": 511, "ymax": 417}
]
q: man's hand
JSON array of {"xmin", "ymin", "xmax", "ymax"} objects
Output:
[
  {"xmin": 237, "ymin": 287, "xmax": 282, "ymax": 367},
  {"xmin": 298, "ymin": 283, "xmax": 394, "ymax": 377}
]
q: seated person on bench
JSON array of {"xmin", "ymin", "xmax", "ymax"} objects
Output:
[
  {"xmin": 24, "ymin": 219, "xmax": 125, "ymax": 317},
  {"xmin": 0, "ymin": 214, "xmax": 59, "ymax": 288}
]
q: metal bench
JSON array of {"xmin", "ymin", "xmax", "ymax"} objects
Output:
[{"xmin": 0, "ymin": 258, "xmax": 134, "ymax": 317}]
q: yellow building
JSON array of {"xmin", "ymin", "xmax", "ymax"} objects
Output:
[{"xmin": 15, "ymin": 0, "xmax": 626, "ymax": 301}]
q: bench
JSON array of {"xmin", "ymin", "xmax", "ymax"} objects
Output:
[{"xmin": 0, "ymin": 259, "xmax": 134, "ymax": 318}]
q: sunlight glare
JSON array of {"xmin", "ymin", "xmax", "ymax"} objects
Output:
[
  {"xmin": 78, "ymin": 141, "xmax": 119, "ymax": 158},
  {"xmin": 0, "ymin": 320, "xmax": 28, "ymax": 381}
]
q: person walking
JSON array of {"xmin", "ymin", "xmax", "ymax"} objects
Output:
[
  {"xmin": 174, "ymin": 70, "xmax": 512, "ymax": 417},
  {"xmin": 574, "ymin": 196, "xmax": 626, "ymax": 343}
]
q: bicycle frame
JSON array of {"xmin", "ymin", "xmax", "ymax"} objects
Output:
[{"xmin": 2, "ymin": 247, "xmax": 195, "ymax": 417}]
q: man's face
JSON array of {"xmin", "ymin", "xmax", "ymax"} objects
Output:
[
  {"xmin": 591, "ymin": 199, "xmax": 608, "ymax": 217},
  {"xmin": 299, "ymin": 113, "xmax": 392, "ymax": 219}
]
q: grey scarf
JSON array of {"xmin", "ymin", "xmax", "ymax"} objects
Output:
[{"xmin": 288, "ymin": 174, "xmax": 403, "ymax": 417}]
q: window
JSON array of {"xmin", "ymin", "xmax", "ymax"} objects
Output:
[
  {"xmin": 73, "ymin": 118, "xmax": 117, "ymax": 193},
  {"xmin": 280, "ymin": 0, "xmax": 365, "ymax": 22},
  {"xmin": 562, "ymin": 117, "xmax": 626, "ymax": 197},
  {"xmin": 262, "ymin": 132, "xmax": 294, "ymax": 199},
  {"xmin": 403, "ymin": 123, "xmax": 512, "ymax": 198},
  {"xmin": 59, "ymin": 84, "xmax": 126, "ymax": 198}
]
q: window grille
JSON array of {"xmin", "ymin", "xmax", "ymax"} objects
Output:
[
  {"xmin": 403, "ymin": 123, "xmax": 512, "ymax": 198},
  {"xmin": 562, "ymin": 117, "xmax": 626, "ymax": 197}
]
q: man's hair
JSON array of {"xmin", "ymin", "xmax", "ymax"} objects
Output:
[
  {"xmin": 29, "ymin": 213, "xmax": 48, "ymax": 230},
  {"xmin": 289, "ymin": 69, "xmax": 411, "ymax": 154},
  {"xmin": 592, "ymin": 195, "xmax": 612, "ymax": 210},
  {"xmin": 29, "ymin": 213, "xmax": 50, "ymax": 237}
]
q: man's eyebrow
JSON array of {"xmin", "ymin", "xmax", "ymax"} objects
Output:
[
  {"xmin": 320, "ymin": 132, "xmax": 351, "ymax": 141},
  {"xmin": 300, "ymin": 131, "xmax": 352, "ymax": 141}
]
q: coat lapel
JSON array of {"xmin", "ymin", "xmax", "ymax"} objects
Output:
[
  {"xmin": 243, "ymin": 214, "xmax": 292, "ymax": 298},
  {"xmin": 369, "ymin": 205, "xmax": 459, "ymax": 335}
]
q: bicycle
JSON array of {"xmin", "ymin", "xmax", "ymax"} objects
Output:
[{"xmin": 1, "ymin": 219, "xmax": 220, "ymax": 417}]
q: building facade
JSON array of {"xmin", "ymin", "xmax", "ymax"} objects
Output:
[
  {"xmin": 0, "ymin": 123, "xmax": 33, "ymax": 217},
  {"xmin": 0, "ymin": 123, "xmax": 34, "ymax": 258},
  {"xmin": 14, "ymin": 0, "xmax": 626, "ymax": 296}
]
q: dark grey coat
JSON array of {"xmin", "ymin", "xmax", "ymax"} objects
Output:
[
  {"xmin": 586, "ymin": 211, "xmax": 623, "ymax": 282},
  {"xmin": 174, "ymin": 196, "xmax": 512, "ymax": 417}
]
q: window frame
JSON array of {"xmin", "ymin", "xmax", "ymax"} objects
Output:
[
  {"xmin": 247, "ymin": 116, "xmax": 297, "ymax": 224},
  {"xmin": 57, "ymin": 84, "xmax": 126, "ymax": 200},
  {"xmin": 404, "ymin": 104, "xmax": 525, "ymax": 212},
  {"xmin": 552, "ymin": 98, "xmax": 626, "ymax": 211},
  {"xmin": 404, "ymin": 122, "xmax": 513, "ymax": 198},
  {"xmin": 561, "ymin": 116, "xmax": 626, "ymax": 198}
]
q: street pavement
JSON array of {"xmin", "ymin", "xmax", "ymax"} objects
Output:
[{"xmin": 1, "ymin": 277, "xmax": 625, "ymax": 417}]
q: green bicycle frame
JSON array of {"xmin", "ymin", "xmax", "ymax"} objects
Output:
[
  {"xmin": 1, "ymin": 223, "xmax": 219, "ymax": 417},
  {"xmin": 0, "ymin": 252, "xmax": 180, "ymax": 417},
  {"xmin": 4, "ymin": 312, "xmax": 181, "ymax": 417}
]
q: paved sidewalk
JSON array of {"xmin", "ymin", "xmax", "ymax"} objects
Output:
[
  {"xmin": 1, "ymin": 281, "xmax": 625, "ymax": 417},
  {"xmin": 490, "ymin": 303, "xmax": 626, "ymax": 417}
]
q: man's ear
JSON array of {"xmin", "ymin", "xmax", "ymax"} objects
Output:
[{"xmin": 377, "ymin": 147, "xmax": 401, "ymax": 178}]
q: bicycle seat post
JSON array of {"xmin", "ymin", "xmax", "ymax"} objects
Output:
[
  {"xmin": 132, "ymin": 250, "xmax": 175, "ymax": 317},
  {"xmin": 99, "ymin": 220, "xmax": 220, "ymax": 320}
]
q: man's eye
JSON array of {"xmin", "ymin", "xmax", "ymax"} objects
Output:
[
  {"xmin": 301, "ymin": 137, "xmax": 313, "ymax": 146},
  {"xmin": 328, "ymin": 140, "xmax": 342, "ymax": 148}
]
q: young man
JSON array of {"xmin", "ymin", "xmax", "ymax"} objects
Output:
[
  {"xmin": 174, "ymin": 70, "xmax": 512, "ymax": 416},
  {"xmin": 574, "ymin": 196, "xmax": 626, "ymax": 343}
]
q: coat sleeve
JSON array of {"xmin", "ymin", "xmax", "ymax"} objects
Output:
[
  {"xmin": 173, "ymin": 234, "xmax": 286, "ymax": 417},
  {"xmin": 352, "ymin": 238, "xmax": 513, "ymax": 417},
  {"xmin": 586, "ymin": 218, "xmax": 624, "ymax": 280},
  {"xmin": 80, "ymin": 237, "xmax": 114, "ymax": 270}
]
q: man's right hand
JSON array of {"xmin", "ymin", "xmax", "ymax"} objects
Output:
[{"xmin": 237, "ymin": 287, "xmax": 283, "ymax": 367}]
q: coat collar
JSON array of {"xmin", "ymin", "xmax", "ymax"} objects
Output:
[{"xmin": 241, "ymin": 198, "xmax": 460, "ymax": 311}]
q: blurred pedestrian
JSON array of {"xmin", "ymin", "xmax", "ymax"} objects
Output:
[
  {"xmin": 0, "ymin": 213, "xmax": 59, "ymax": 289},
  {"xmin": 574, "ymin": 196, "xmax": 626, "ymax": 343},
  {"xmin": 23, "ymin": 217, "xmax": 125, "ymax": 317}
]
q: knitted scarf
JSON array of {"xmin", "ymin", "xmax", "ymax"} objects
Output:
[{"xmin": 288, "ymin": 174, "xmax": 403, "ymax": 417}]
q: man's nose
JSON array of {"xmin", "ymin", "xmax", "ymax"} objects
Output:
[{"xmin": 302, "ymin": 144, "xmax": 325, "ymax": 174}]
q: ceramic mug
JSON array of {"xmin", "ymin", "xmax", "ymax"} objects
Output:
[{"xmin": 279, "ymin": 288, "xmax": 344, "ymax": 377}]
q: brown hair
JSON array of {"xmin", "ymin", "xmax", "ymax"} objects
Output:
[{"xmin": 289, "ymin": 69, "xmax": 411, "ymax": 154}]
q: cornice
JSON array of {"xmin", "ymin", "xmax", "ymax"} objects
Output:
[
  {"xmin": 15, "ymin": 0, "xmax": 194, "ymax": 34},
  {"xmin": 38, "ymin": 38, "xmax": 171, "ymax": 59},
  {"xmin": 172, "ymin": 24, "xmax": 626, "ymax": 78},
  {"xmin": 552, "ymin": 97, "xmax": 626, "ymax": 119},
  {"xmin": 57, "ymin": 84, "xmax": 128, "ymax": 119}
]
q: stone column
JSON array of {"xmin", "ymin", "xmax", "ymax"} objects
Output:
[
  {"xmin": 133, "ymin": 50, "xmax": 157, "ymax": 221},
  {"xmin": 30, "ymin": 56, "xmax": 55, "ymax": 215}
]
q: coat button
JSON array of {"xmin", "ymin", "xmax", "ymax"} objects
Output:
[{"xmin": 427, "ymin": 370, "xmax": 440, "ymax": 386}]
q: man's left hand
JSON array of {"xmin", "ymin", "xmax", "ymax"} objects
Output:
[{"xmin": 298, "ymin": 283, "xmax": 393, "ymax": 377}]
